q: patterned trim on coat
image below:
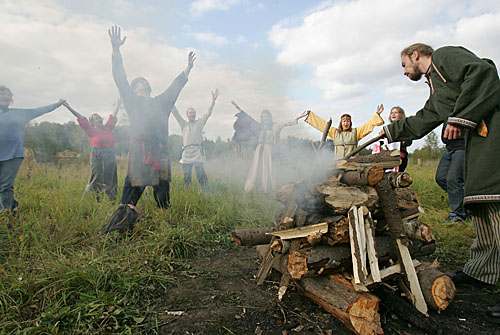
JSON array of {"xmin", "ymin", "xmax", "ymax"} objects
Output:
[
  {"xmin": 464, "ymin": 195, "xmax": 500, "ymax": 204},
  {"xmin": 448, "ymin": 117, "xmax": 477, "ymax": 128},
  {"xmin": 384, "ymin": 125, "xmax": 393, "ymax": 143}
]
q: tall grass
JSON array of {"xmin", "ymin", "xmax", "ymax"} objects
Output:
[
  {"xmin": 0, "ymin": 158, "xmax": 476, "ymax": 333},
  {"xmin": 0, "ymin": 158, "xmax": 279, "ymax": 334}
]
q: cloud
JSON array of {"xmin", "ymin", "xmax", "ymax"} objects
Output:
[
  {"xmin": 189, "ymin": 32, "xmax": 229, "ymax": 46},
  {"xmin": 190, "ymin": 0, "xmax": 243, "ymax": 17},
  {"xmin": 268, "ymin": 0, "xmax": 500, "ymax": 109}
]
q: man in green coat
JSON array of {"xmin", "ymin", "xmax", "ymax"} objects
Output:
[{"xmin": 381, "ymin": 43, "xmax": 500, "ymax": 323}]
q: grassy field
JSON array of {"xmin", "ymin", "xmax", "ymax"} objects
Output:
[{"xmin": 0, "ymin": 158, "xmax": 475, "ymax": 334}]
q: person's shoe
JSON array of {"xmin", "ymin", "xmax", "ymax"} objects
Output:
[
  {"xmin": 444, "ymin": 212, "xmax": 465, "ymax": 224},
  {"xmin": 486, "ymin": 303, "xmax": 500, "ymax": 324},
  {"xmin": 446, "ymin": 271, "xmax": 496, "ymax": 290}
]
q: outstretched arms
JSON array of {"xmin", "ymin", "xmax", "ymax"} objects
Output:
[
  {"xmin": 230, "ymin": 100, "xmax": 245, "ymax": 114},
  {"xmin": 63, "ymin": 101, "xmax": 84, "ymax": 119},
  {"xmin": 171, "ymin": 105, "xmax": 187, "ymax": 128},
  {"xmin": 112, "ymin": 99, "xmax": 121, "ymax": 118}
]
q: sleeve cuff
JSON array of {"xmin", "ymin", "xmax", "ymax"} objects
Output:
[
  {"xmin": 384, "ymin": 125, "xmax": 393, "ymax": 143},
  {"xmin": 447, "ymin": 117, "xmax": 477, "ymax": 128}
]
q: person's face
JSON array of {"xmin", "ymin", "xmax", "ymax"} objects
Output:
[
  {"xmin": 341, "ymin": 117, "xmax": 351, "ymax": 130},
  {"xmin": 261, "ymin": 113, "xmax": 271, "ymax": 124},
  {"xmin": 132, "ymin": 79, "xmax": 151, "ymax": 97},
  {"xmin": 0, "ymin": 90, "xmax": 13, "ymax": 108},
  {"xmin": 401, "ymin": 54, "xmax": 423, "ymax": 81},
  {"xmin": 390, "ymin": 108, "xmax": 404, "ymax": 122},
  {"xmin": 90, "ymin": 114, "xmax": 104, "ymax": 128},
  {"xmin": 187, "ymin": 108, "xmax": 196, "ymax": 122}
]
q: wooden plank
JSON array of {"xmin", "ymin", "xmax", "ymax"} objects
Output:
[
  {"xmin": 397, "ymin": 238, "xmax": 428, "ymax": 315},
  {"xmin": 266, "ymin": 222, "xmax": 328, "ymax": 240},
  {"xmin": 348, "ymin": 207, "xmax": 363, "ymax": 285},
  {"xmin": 365, "ymin": 260, "xmax": 421, "ymax": 286},
  {"xmin": 365, "ymin": 212, "xmax": 381, "ymax": 283},
  {"xmin": 357, "ymin": 206, "xmax": 367, "ymax": 278}
]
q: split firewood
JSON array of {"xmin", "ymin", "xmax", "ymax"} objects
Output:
[
  {"xmin": 388, "ymin": 171, "xmax": 413, "ymax": 188},
  {"xmin": 399, "ymin": 206, "xmax": 425, "ymax": 221},
  {"xmin": 267, "ymin": 222, "xmax": 328, "ymax": 240},
  {"xmin": 285, "ymin": 236, "xmax": 436, "ymax": 279},
  {"xmin": 395, "ymin": 187, "xmax": 422, "ymax": 210},
  {"xmin": 417, "ymin": 268, "xmax": 456, "ymax": 312},
  {"xmin": 231, "ymin": 227, "xmax": 275, "ymax": 246},
  {"xmin": 296, "ymin": 275, "xmax": 383, "ymax": 335},
  {"xmin": 315, "ymin": 183, "xmax": 379, "ymax": 214},
  {"xmin": 339, "ymin": 166, "xmax": 385, "ymax": 186}
]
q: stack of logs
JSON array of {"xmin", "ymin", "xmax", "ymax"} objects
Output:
[{"xmin": 231, "ymin": 150, "xmax": 456, "ymax": 335}]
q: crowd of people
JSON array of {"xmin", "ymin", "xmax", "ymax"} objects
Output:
[{"xmin": 0, "ymin": 26, "xmax": 498, "ymax": 322}]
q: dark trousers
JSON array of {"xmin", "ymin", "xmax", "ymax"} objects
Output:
[
  {"xmin": 121, "ymin": 175, "xmax": 170, "ymax": 209},
  {"xmin": 0, "ymin": 158, "xmax": 23, "ymax": 212},
  {"xmin": 182, "ymin": 162, "xmax": 207, "ymax": 188},
  {"xmin": 86, "ymin": 148, "xmax": 117, "ymax": 201},
  {"xmin": 435, "ymin": 148, "xmax": 466, "ymax": 217}
]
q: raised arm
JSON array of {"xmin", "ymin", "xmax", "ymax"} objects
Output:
[
  {"xmin": 63, "ymin": 101, "xmax": 84, "ymax": 119},
  {"xmin": 201, "ymin": 89, "xmax": 219, "ymax": 125},
  {"xmin": 111, "ymin": 99, "xmax": 121, "ymax": 118},
  {"xmin": 108, "ymin": 25, "xmax": 133, "ymax": 100},
  {"xmin": 184, "ymin": 51, "xmax": 196, "ymax": 77},
  {"xmin": 230, "ymin": 100, "xmax": 246, "ymax": 114},
  {"xmin": 303, "ymin": 110, "xmax": 337, "ymax": 140},
  {"xmin": 355, "ymin": 104, "xmax": 385, "ymax": 140},
  {"xmin": 171, "ymin": 105, "xmax": 187, "ymax": 128}
]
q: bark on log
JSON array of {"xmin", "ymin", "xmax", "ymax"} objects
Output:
[
  {"xmin": 376, "ymin": 219, "xmax": 435, "ymax": 243},
  {"xmin": 388, "ymin": 171, "xmax": 413, "ymax": 188},
  {"xmin": 375, "ymin": 175, "xmax": 406, "ymax": 244},
  {"xmin": 340, "ymin": 166, "xmax": 385, "ymax": 186},
  {"xmin": 296, "ymin": 275, "xmax": 383, "ymax": 335},
  {"xmin": 337, "ymin": 150, "xmax": 401, "ymax": 170},
  {"xmin": 373, "ymin": 286, "xmax": 445, "ymax": 335},
  {"xmin": 417, "ymin": 268, "xmax": 456, "ymax": 312},
  {"xmin": 231, "ymin": 227, "xmax": 274, "ymax": 246},
  {"xmin": 286, "ymin": 236, "xmax": 435, "ymax": 279}
]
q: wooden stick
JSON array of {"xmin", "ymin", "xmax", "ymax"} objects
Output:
[{"xmin": 343, "ymin": 134, "xmax": 385, "ymax": 159}]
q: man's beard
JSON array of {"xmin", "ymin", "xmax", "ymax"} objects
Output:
[{"xmin": 408, "ymin": 64, "xmax": 423, "ymax": 81}]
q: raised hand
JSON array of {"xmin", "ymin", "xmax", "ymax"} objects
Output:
[
  {"xmin": 58, "ymin": 99, "xmax": 66, "ymax": 106},
  {"xmin": 184, "ymin": 51, "xmax": 196, "ymax": 76},
  {"xmin": 212, "ymin": 89, "xmax": 219, "ymax": 102},
  {"xmin": 377, "ymin": 104, "xmax": 384, "ymax": 115},
  {"xmin": 108, "ymin": 25, "xmax": 126, "ymax": 49},
  {"xmin": 298, "ymin": 110, "xmax": 310, "ymax": 119}
]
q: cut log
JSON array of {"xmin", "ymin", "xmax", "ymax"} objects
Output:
[
  {"xmin": 399, "ymin": 206, "xmax": 425, "ymax": 222},
  {"xmin": 316, "ymin": 183, "xmax": 379, "ymax": 214},
  {"xmin": 267, "ymin": 222, "xmax": 328, "ymax": 240},
  {"xmin": 374, "ymin": 175, "xmax": 406, "ymax": 243},
  {"xmin": 395, "ymin": 188, "xmax": 422, "ymax": 210},
  {"xmin": 417, "ymin": 268, "xmax": 456, "ymax": 312},
  {"xmin": 231, "ymin": 227, "xmax": 274, "ymax": 246},
  {"xmin": 365, "ymin": 260, "xmax": 421, "ymax": 286},
  {"xmin": 340, "ymin": 166, "xmax": 385, "ymax": 186},
  {"xmin": 286, "ymin": 236, "xmax": 435, "ymax": 279},
  {"xmin": 388, "ymin": 171, "xmax": 413, "ymax": 188},
  {"xmin": 337, "ymin": 150, "xmax": 401, "ymax": 169},
  {"xmin": 296, "ymin": 275, "xmax": 383, "ymax": 335},
  {"xmin": 376, "ymin": 219, "xmax": 435, "ymax": 243},
  {"xmin": 374, "ymin": 285, "xmax": 445, "ymax": 335}
]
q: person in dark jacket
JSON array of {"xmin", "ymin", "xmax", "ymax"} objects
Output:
[
  {"xmin": 108, "ymin": 25, "xmax": 194, "ymax": 209},
  {"xmin": 381, "ymin": 43, "xmax": 500, "ymax": 323},
  {"xmin": 435, "ymin": 122, "xmax": 467, "ymax": 222}
]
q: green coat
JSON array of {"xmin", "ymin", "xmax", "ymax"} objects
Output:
[{"xmin": 384, "ymin": 46, "xmax": 500, "ymax": 208}]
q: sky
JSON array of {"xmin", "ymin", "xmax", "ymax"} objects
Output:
[{"xmin": 2, "ymin": 0, "xmax": 500, "ymax": 150}]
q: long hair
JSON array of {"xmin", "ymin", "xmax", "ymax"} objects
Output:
[
  {"xmin": 390, "ymin": 106, "xmax": 405, "ymax": 123},
  {"xmin": 261, "ymin": 109, "xmax": 273, "ymax": 129},
  {"xmin": 337, "ymin": 114, "xmax": 352, "ymax": 133}
]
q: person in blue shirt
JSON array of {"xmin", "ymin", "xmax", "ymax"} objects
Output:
[{"xmin": 0, "ymin": 85, "xmax": 65, "ymax": 214}]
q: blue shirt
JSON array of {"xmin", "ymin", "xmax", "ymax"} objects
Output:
[{"xmin": 0, "ymin": 103, "xmax": 60, "ymax": 161}]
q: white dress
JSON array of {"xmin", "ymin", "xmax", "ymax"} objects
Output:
[{"xmin": 244, "ymin": 119, "xmax": 298, "ymax": 192}]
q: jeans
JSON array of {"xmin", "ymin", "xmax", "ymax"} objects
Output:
[
  {"xmin": 182, "ymin": 162, "xmax": 208, "ymax": 188},
  {"xmin": 0, "ymin": 158, "xmax": 23, "ymax": 212},
  {"xmin": 435, "ymin": 148, "xmax": 466, "ymax": 217},
  {"xmin": 121, "ymin": 175, "xmax": 170, "ymax": 209}
]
